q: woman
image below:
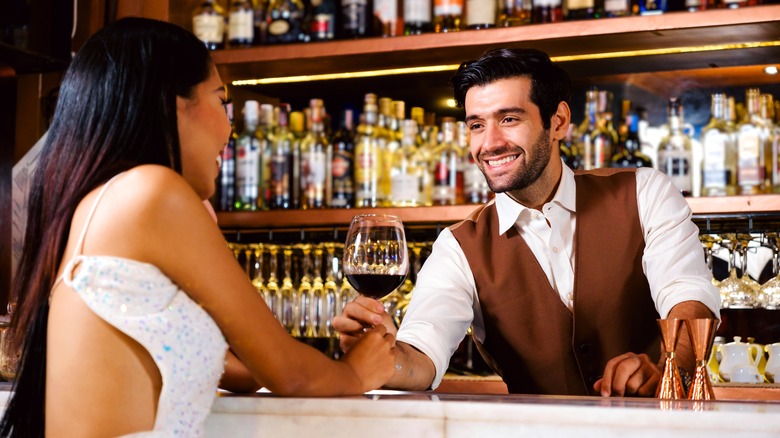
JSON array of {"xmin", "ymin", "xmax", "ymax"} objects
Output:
[{"xmin": 1, "ymin": 17, "xmax": 395, "ymax": 437}]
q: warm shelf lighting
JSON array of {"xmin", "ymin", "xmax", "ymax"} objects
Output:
[
  {"xmin": 765, "ymin": 65, "xmax": 779, "ymax": 75},
  {"xmin": 231, "ymin": 40, "xmax": 780, "ymax": 86}
]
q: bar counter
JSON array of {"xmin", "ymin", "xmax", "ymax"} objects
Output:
[{"xmin": 205, "ymin": 389, "xmax": 780, "ymax": 438}]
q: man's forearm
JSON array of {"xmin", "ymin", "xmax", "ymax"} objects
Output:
[
  {"xmin": 384, "ymin": 341, "xmax": 437, "ymax": 390},
  {"xmin": 665, "ymin": 300, "xmax": 718, "ymax": 373}
]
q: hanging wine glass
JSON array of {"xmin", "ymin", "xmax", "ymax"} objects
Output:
[
  {"xmin": 322, "ymin": 242, "xmax": 341, "ymax": 337},
  {"xmin": 250, "ymin": 243, "xmax": 270, "ymax": 307},
  {"xmin": 737, "ymin": 233, "xmax": 761, "ymax": 304},
  {"xmin": 265, "ymin": 244, "xmax": 282, "ymax": 322},
  {"xmin": 718, "ymin": 234, "xmax": 757, "ymax": 309},
  {"xmin": 760, "ymin": 232, "xmax": 780, "ymax": 309},
  {"xmin": 311, "ymin": 245, "xmax": 333, "ymax": 338},
  {"xmin": 699, "ymin": 234, "xmax": 721, "ymax": 287},
  {"xmin": 295, "ymin": 244, "xmax": 315, "ymax": 337},
  {"xmin": 281, "ymin": 245, "xmax": 299, "ymax": 336},
  {"xmin": 335, "ymin": 243, "xmax": 357, "ymax": 317}
]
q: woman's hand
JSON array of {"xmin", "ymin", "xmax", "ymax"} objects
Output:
[
  {"xmin": 341, "ymin": 324, "xmax": 396, "ymax": 392},
  {"xmin": 333, "ymin": 295, "xmax": 396, "ymax": 353}
]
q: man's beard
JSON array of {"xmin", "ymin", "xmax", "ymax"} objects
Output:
[{"xmin": 481, "ymin": 129, "xmax": 552, "ymax": 193}]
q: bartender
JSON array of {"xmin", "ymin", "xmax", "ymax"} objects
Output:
[{"xmin": 333, "ymin": 47, "xmax": 720, "ymax": 397}]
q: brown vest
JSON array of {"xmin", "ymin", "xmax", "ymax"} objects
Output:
[{"xmin": 450, "ymin": 169, "xmax": 659, "ymax": 395}]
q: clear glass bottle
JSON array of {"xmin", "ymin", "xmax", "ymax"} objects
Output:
[
  {"xmin": 236, "ymin": 100, "xmax": 261, "ymax": 210},
  {"xmin": 404, "ymin": 0, "xmax": 433, "ymax": 34},
  {"xmin": 760, "ymin": 94, "xmax": 775, "ymax": 192},
  {"xmin": 330, "ymin": 109, "xmax": 356, "ymax": 208},
  {"xmin": 658, "ymin": 97, "xmax": 693, "ymax": 197},
  {"xmin": 611, "ymin": 112, "xmax": 652, "ymax": 169},
  {"xmin": 355, "ymin": 95, "xmax": 381, "ymax": 207},
  {"xmin": 228, "ymin": 0, "xmax": 255, "ymax": 48},
  {"xmin": 374, "ymin": 0, "xmax": 402, "ymax": 36},
  {"xmin": 466, "ymin": 0, "xmax": 497, "ymax": 28},
  {"xmin": 300, "ymin": 99, "xmax": 332, "ymax": 209},
  {"xmin": 737, "ymin": 88, "xmax": 769, "ymax": 195},
  {"xmin": 216, "ymin": 101, "xmax": 237, "ymax": 211},
  {"xmin": 533, "ymin": 0, "xmax": 564, "ymax": 23},
  {"xmin": 192, "ymin": 0, "xmax": 226, "ymax": 50},
  {"xmin": 391, "ymin": 119, "xmax": 424, "ymax": 206},
  {"xmin": 258, "ymin": 103, "xmax": 275, "ymax": 209},
  {"xmin": 565, "ymin": 0, "xmax": 596, "ymax": 19},
  {"xmin": 434, "ymin": 0, "xmax": 464, "ymax": 32},
  {"xmin": 701, "ymin": 93, "xmax": 737, "ymax": 197},
  {"xmin": 431, "ymin": 117, "xmax": 462, "ymax": 205},
  {"xmin": 269, "ymin": 104, "xmax": 295, "ymax": 209}
]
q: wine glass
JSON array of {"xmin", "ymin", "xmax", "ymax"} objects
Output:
[
  {"xmin": 343, "ymin": 214, "xmax": 410, "ymax": 301},
  {"xmin": 760, "ymin": 232, "xmax": 780, "ymax": 309}
]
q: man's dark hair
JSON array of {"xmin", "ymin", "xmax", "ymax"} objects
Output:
[{"xmin": 451, "ymin": 48, "xmax": 572, "ymax": 130}]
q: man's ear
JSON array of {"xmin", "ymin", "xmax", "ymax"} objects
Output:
[{"xmin": 550, "ymin": 101, "xmax": 571, "ymax": 142}]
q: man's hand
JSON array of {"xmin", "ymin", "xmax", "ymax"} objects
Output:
[
  {"xmin": 333, "ymin": 295, "xmax": 396, "ymax": 353},
  {"xmin": 593, "ymin": 352, "xmax": 661, "ymax": 397}
]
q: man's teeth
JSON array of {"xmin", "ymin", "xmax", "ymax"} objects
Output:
[{"xmin": 487, "ymin": 156, "xmax": 517, "ymax": 166}]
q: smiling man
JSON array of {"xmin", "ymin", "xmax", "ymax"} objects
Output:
[{"xmin": 333, "ymin": 48, "xmax": 720, "ymax": 397}]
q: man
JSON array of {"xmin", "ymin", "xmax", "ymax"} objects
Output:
[{"xmin": 333, "ymin": 48, "xmax": 720, "ymax": 397}]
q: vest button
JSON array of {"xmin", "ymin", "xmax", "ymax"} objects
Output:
[{"xmin": 578, "ymin": 343, "xmax": 591, "ymax": 354}]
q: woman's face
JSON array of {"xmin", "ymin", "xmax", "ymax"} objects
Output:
[{"xmin": 177, "ymin": 64, "xmax": 231, "ymax": 200}]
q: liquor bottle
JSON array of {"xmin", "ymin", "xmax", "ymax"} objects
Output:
[
  {"xmin": 533, "ymin": 0, "xmax": 564, "ymax": 23},
  {"xmin": 228, "ymin": 0, "xmax": 255, "ymax": 48},
  {"xmin": 433, "ymin": 0, "xmax": 464, "ymax": 32},
  {"xmin": 639, "ymin": 0, "xmax": 665, "ymax": 15},
  {"xmin": 604, "ymin": 0, "xmax": 631, "ymax": 16},
  {"xmin": 499, "ymin": 0, "xmax": 532, "ymax": 26},
  {"xmin": 565, "ymin": 0, "xmax": 596, "ymax": 19},
  {"xmin": 355, "ymin": 95, "xmax": 381, "ymax": 207},
  {"xmin": 216, "ymin": 101, "xmax": 237, "ymax": 211},
  {"xmin": 289, "ymin": 110, "xmax": 304, "ymax": 209},
  {"xmin": 773, "ymin": 99, "xmax": 780, "ymax": 193},
  {"xmin": 376, "ymin": 97, "xmax": 394, "ymax": 206},
  {"xmin": 611, "ymin": 112, "xmax": 653, "ymax": 168},
  {"xmin": 560, "ymin": 123, "xmax": 581, "ymax": 170},
  {"xmin": 587, "ymin": 90, "xmax": 618, "ymax": 168},
  {"xmin": 252, "ymin": 0, "xmax": 268, "ymax": 44},
  {"xmin": 331, "ymin": 109, "xmax": 356, "ymax": 208},
  {"xmin": 466, "ymin": 0, "xmax": 497, "ymax": 28},
  {"xmin": 236, "ymin": 100, "xmax": 261, "ymax": 210},
  {"xmin": 340, "ymin": 0, "xmax": 372, "ymax": 38},
  {"xmin": 431, "ymin": 117, "xmax": 461, "ymax": 205},
  {"xmin": 374, "ymin": 0, "xmax": 402, "ymax": 36},
  {"xmin": 265, "ymin": 0, "xmax": 307, "ymax": 43},
  {"xmin": 404, "ymin": 0, "xmax": 433, "ymax": 34},
  {"xmin": 455, "ymin": 121, "xmax": 468, "ymax": 204},
  {"xmin": 269, "ymin": 104, "xmax": 295, "ymax": 209},
  {"xmin": 309, "ymin": 0, "xmax": 337, "ymax": 40},
  {"xmin": 192, "ymin": 0, "xmax": 226, "ymax": 50},
  {"xmin": 760, "ymin": 94, "xmax": 775, "ymax": 192},
  {"xmin": 658, "ymin": 97, "xmax": 693, "ymax": 197},
  {"xmin": 701, "ymin": 93, "xmax": 737, "ymax": 197},
  {"xmin": 391, "ymin": 120, "xmax": 424, "ymax": 206},
  {"xmin": 300, "ymin": 99, "xmax": 332, "ymax": 209},
  {"xmin": 736, "ymin": 89, "xmax": 770, "ymax": 194},
  {"xmin": 258, "ymin": 103, "xmax": 275, "ymax": 209}
]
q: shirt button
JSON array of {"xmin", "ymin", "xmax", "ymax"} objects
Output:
[
  {"xmin": 568, "ymin": 293, "xmax": 574, "ymax": 301},
  {"xmin": 552, "ymin": 247, "xmax": 559, "ymax": 253}
]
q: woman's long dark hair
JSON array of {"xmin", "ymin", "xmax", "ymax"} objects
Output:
[{"xmin": 1, "ymin": 17, "xmax": 212, "ymax": 437}]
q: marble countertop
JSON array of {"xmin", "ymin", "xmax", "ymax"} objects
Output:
[{"xmin": 206, "ymin": 390, "xmax": 780, "ymax": 438}]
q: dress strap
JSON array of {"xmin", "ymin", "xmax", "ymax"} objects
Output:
[{"xmin": 56, "ymin": 173, "xmax": 126, "ymax": 288}]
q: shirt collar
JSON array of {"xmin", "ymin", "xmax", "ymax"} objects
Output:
[{"xmin": 495, "ymin": 159, "xmax": 577, "ymax": 235}]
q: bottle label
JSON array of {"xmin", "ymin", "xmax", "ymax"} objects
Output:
[
  {"xmin": 193, "ymin": 14, "xmax": 225, "ymax": 43},
  {"xmin": 737, "ymin": 132, "xmax": 762, "ymax": 186},
  {"xmin": 311, "ymin": 13, "xmax": 335, "ymax": 39},
  {"xmin": 604, "ymin": 0, "xmax": 627, "ymax": 13},
  {"xmin": 405, "ymin": 0, "xmax": 432, "ymax": 22},
  {"xmin": 659, "ymin": 150, "xmax": 692, "ymax": 194},
  {"xmin": 270, "ymin": 154, "xmax": 290, "ymax": 202},
  {"xmin": 702, "ymin": 133, "xmax": 727, "ymax": 189},
  {"xmin": 434, "ymin": 0, "xmax": 463, "ymax": 16},
  {"xmin": 342, "ymin": 0, "xmax": 368, "ymax": 32},
  {"xmin": 229, "ymin": 9, "xmax": 254, "ymax": 41},
  {"xmin": 466, "ymin": 0, "xmax": 496, "ymax": 25},
  {"xmin": 236, "ymin": 136, "xmax": 261, "ymax": 207},
  {"xmin": 391, "ymin": 174, "xmax": 421, "ymax": 205},
  {"xmin": 567, "ymin": 0, "xmax": 594, "ymax": 10},
  {"xmin": 268, "ymin": 19, "xmax": 291, "ymax": 36},
  {"xmin": 375, "ymin": 0, "xmax": 398, "ymax": 25}
]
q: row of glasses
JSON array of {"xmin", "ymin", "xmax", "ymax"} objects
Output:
[
  {"xmin": 698, "ymin": 232, "xmax": 780, "ymax": 309},
  {"xmin": 226, "ymin": 236, "xmax": 434, "ymax": 339}
]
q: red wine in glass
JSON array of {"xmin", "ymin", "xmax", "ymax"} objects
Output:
[{"xmin": 345, "ymin": 274, "xmax": 407, "ymax": 299}]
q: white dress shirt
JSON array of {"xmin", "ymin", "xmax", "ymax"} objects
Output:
[{"xmin": 396, "ymin": 161, "xmax": 721, "ymax": 389}]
